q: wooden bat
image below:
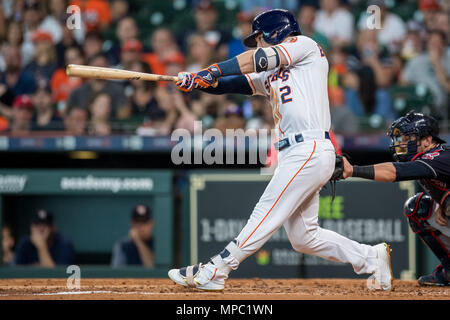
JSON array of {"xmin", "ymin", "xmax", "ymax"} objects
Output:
[{"xmin": 66, "ymin": 64, "xmax": 179, "ymax": 82}]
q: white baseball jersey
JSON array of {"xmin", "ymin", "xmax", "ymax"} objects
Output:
[{"xmin": 245, "ymin": 35, "xmax": 331, "ymax": 138}]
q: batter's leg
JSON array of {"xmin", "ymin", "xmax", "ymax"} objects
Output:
[{"xmin": 284, "ymin": 191, "xmax": 378, "ymax": 275}]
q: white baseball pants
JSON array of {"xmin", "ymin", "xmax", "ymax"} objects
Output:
[{"xmin": 230, "ymin": 138, "xmax": 377, "ymax": 275}]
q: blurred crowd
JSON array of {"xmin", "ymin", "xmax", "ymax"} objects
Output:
[{"xmin": 0, "ymin": 0, "xmax": 448, "ymax": 136}]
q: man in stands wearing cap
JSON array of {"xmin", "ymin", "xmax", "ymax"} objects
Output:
[
  {"xmin": 8, "ymin": 95, "xmax": 34, "ymax": 135},
  {"xmin": 116, "ymin": 39, "xmax": 143, "ymax": 71},
  {"xmin": 111, "ymin": 205, "xmax": 155, "ymax": 268},
  {"xmin": 13, "ymin": 209, "xmax": 75, "ymax": 267}
]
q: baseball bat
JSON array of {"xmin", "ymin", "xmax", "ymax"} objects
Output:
[{"xmin": 66, "ymin": 64, "xmax": 179, "ymax": 82}]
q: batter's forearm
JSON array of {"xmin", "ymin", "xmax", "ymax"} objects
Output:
[
  {"xmin": 236, "ymin": 50, "xmax": 256, "ymax": 74},
  {"xmin": 201, "ymin": 75, "xmax": 252, "ymax": 95}
]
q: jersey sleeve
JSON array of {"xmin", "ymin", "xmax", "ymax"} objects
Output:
[
  {"xmin": 275, "ymin": 35, "xmax": 320, "ymax": 67},
  {"xmin": 244, "ymin": 72, "xmax": 268, "ymax": 96}
]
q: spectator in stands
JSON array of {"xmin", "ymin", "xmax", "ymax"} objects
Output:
[
  {"xmin": 13, "ymin": 209, "xmax": 75, "ymax": 267},
  {"xmin": 8, "ymin": 95, "xmax": 34, "ymax": 135},
  {"xmin": 400, "ymin": 21, "xmax": 425, "ymax": 61},
  {"xmin": 67, "ymin": 54, "xmax": 129, "ymax": 119},
  {"xmin": 1, "ymin": 21, "xmax": 24, "ymax": 71},
  {"xmin": 244, "ymin": 95, "xmax": 274, "ymax": 131},
  {"xmin": 102, "ymin": 0, "xmax": 130, "ymax": 42},
  {"xmin": 70, "ymin": 0, "xmax": 111, "ymax": 32},
  {"xmin": 297, "ymin": 4, "xmax": 330, "ymax": 53},
  {"xmin": 214, "ymin": 104, "xmax": 246, "ymax": 134},
  {"xmin": 21, "ymin": 0, "xmax": 62, "ymax": 66},
  {"xmin": 401, "ymin": 30, "xmax": 450, "ymax": 111},
  {"xmin": 51, "ymin": 46, "xmax": 84, "ymax": 114},
  {"xmin": 88, "ymin": 92, "xmax": 112, "ymax": 135},
  {"xmin": 24, "ymin": 31, "xmax": 57, "ymax": 86},
  {"xmin": 55, "ymin": 25, "xmax": 85, "ymax": 69},
  {"xmin": 344, "ymin": 29, "xmax": 396, "ymax": 120},
  {"xmin": 0, "ymin": 45, "xmax": 36, "ymax": 98},
  {"xmin": 357, "ymin": 0, "xmax": 406, "ymax": 51},
  {"xmin": 144, "ymin": 28, "xmax": 183, "ymax": 78},
  {"xmin": 111, "ymin": 204, "xmax": 155, "ymax": 268},
  {"xmin": 31, "ymin": 84, "xmax": 64, "ymax": 131},
  {"xmin": 51, "ymin": 0, "xmax": 85, "ymax": 62},
  {"xmin": 137, "ymin": 85, "xmax": 177, "ymax": 135},
  {"xmin": 329, "ymin": 86, "xmax": 359, "ymax": 133},
  {"xmin": 186, "ymin": 34, "xmax": 216, "ymax": 73},
  {"xmin": 82, "ymin": 31, "xmax": 104, "ymax": 62},
  {"xmin": 118, "ymin": 39, "xmax": 143, "ymax": 70},
  {"xmin": 433, "ymin": 11, "xmax": 449, "ymax": 38},
  {"xmin": 314, "ymin": 0, "xmax": 354, "ymax": 46},
  {"xmin": 177, "ymin": 0, "xmax": 231, "ymax": 60},
  {"xmin": 419, "ymin": 0, "xmax": 441, "ymax": 32},
  {"xmin": 227, "ymin": 11, "xmax": 255, "ymax": 58},
  {"xmin": 106, "ymin": 16, "xmax": 140, "ymax": 66},
  {"xmin": 64, "ymin": 106, "xmax": 88, "ymax": 135},
  {"xmin": 173, "ymin": 89, "xmax": 198, "ymax": 133},
  {"xmin": 2, "ymin": 224, "xmax": 15, "ymax": 265},
  {"xmin": 127, "ymin": 60, "xmax": 166, "ymax": 124}
]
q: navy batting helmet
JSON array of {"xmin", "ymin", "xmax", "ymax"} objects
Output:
[
  {"xmin": 243, "ymin": 9, "xmax": 301, "ymax": 48},
  {"xmin": 387, "ymin": 110, "xmax": 446, "ymax": 161}
]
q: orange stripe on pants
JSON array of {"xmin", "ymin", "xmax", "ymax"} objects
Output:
[{"xmin": 240, "ymin": 140, "xmax": 317, "ymax": 248}]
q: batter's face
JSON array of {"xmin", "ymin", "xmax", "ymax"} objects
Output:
[{"xmin": 255, "ymin": 34, "xmax": 271, "ymax": 48}]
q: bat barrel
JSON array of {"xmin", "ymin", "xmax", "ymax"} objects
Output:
[{"xmin": 66, "ymin": 64, "xmax": 179, "ymax": 82}]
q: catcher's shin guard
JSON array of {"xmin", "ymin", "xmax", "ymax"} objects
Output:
[{"xmin": 404, "ymin": 193, "xmax": 450, "ymax": 271}]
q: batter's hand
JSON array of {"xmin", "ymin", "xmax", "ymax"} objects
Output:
[
  {"xmin": 193, "ymin": 64, "xmax": 221, "ymax": 89},
  {"xmin": 176, "ymin": 72, "xmax": 195, "ymax": 92}
]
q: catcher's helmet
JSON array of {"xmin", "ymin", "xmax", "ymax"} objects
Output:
[
  {"xmin": 243, "ymin": 9, "xmax": 301, "ymax": 48},
  {"xmin": 387, "ymin": 111, "xmax": 446, "ymax": 161}
]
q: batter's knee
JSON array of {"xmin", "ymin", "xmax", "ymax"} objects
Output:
[
  {"xmin": 404, "ymin": 192, "xmax": 435, "ymax": 233},
  {"xmin": 289, "ymin": 225, "xmax": 319, "ymax": 254}
]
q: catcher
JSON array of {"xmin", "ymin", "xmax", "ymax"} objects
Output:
[{"xmin": 341, "ymin": 111, "xmax": 450, "ymax": 286}]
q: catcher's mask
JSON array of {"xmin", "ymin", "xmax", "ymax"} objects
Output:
[{"xmin": 387, "ymin": 111, "xmax": 446, "ymax": 162}]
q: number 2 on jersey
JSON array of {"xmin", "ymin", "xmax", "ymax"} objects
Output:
[{"xmin": 279, "ymin": 86, "xmax": 292, "ymax": 104}]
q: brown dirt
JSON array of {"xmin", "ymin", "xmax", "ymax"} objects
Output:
[{"xmin": 0, "ymin": 278, "xmax": 448, "ymax": 300}]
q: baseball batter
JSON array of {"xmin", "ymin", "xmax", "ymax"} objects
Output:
[{"xmin": 168, "ymin": 9, "xmax": 392, "ymax": 291}]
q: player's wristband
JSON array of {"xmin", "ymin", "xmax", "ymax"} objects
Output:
[
  {"xmin": 209, "ymin": 57, "xmax": 242, "ymax": 78},
  {"xmin": 352, "ymin": 165, "xmax": 375, "ymax": 180}
]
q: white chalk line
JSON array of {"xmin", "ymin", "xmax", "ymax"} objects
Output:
[{"xmin": 0, "ymin": 290, "xmax": 297, "ymax": 297}]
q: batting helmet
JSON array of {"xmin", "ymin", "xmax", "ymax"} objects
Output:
[
  {"xmin": 243, "ymin": 9, "xmax": 301, "ymax": 48},
  {"xmin": 387, "ymin": 110, "xmax": 446, "ymax": 161}
]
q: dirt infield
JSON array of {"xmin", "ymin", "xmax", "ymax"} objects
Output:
[{"xmin": 0, "ymin": 278, "xmax": 448, "ymax": 300}]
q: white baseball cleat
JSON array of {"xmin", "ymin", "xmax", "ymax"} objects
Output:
[
  {"xmin": 168, "ymin": 262, "xmax": 226, "ymax": 291},
  {"xmin": 372, "ymin": 242, "xmax": 394, "ymax": 291}
]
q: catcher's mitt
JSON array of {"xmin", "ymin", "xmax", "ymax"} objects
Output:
[
  {"xmin": 328, "ymin": 154, "xmax": 344, "ymax": 202},
  {"xmin": 330, "ymin": 154, "xmax": 344, "ymax": 181}
]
